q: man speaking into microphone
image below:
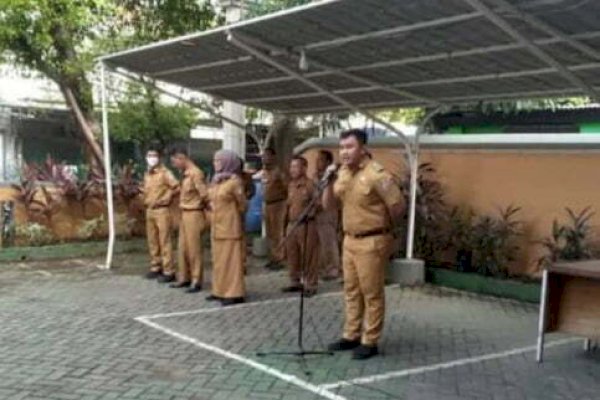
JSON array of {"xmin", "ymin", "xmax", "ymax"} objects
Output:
[{"xmin": 322, "ymin": 129, "xmax": 404, "ymax": 360}]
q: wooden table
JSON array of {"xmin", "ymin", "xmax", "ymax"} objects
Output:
[{"xmin": 537, "ymin": 260, "xmax": 600, "ymax": 362}]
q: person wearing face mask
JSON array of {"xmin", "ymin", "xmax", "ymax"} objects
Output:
[
  {"xmin": 143, "ymin": 147, "xmax": 180, "ymax": 282},
  {"xmin": 206, "ymin": 150, "xmax": 248, "ymax": 306},
  {"xmin": 322, "ymin": 129, "xmax": 404, "ymax": 360}
]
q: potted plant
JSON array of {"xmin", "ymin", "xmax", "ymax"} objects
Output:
[
  {"xmin": 538, "ymin": 207, "xmax": 595, "ymax": 268},
  {"xmin": 470, "ymin": 205, "xmax": 523, "ymax": 278}
]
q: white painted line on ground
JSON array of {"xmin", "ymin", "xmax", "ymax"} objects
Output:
[
  {"xmin": 320, "ymin": 337, "xmax": 580, "ymax": 390},
  {"xmin": 139, "ymin": 289, "xmax": 349, "ymax": 320},
  {"xmin": 136, "ymin": 316, "xmax": 348, "ymax": 400}
]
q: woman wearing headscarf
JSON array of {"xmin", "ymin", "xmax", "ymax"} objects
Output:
[{"xmin": 206, "ymin": 150, "xmax": 248, "ymax": 306}]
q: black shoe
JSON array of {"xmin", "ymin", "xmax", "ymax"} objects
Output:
[
  {"xmin": 328, "ymin": 338, "xmax": 361, "ymax": 352},
  {"xmin": 169, "ymin": 281, "xmax": 191, "ymax": 288},
  {"xmin": 321, "ymin": 275, "xmax": 338, "ymax": 282},
  {"xmin": 304, "ymin": 289, "xmax": 317, "ymax": 298},
  {"xmin": 186, "ymin": 285, "xmax": 202, "ymax": 293},
  {"xmin": 352, "ymin": 344, "xmax": 379, "ymax": 360},
  {"xmin": 221, "ymin": 297, "xmax": 245, "ymax": 307},
  {"xmin": 144, "ymin": 270, "xmax": 161, "ymax": 279},
  {"xmin": 281, "ymin": 285, "xmax": 303, "ymax": 293},
  {"xmin": 205, "ymin": 294, "xmax": 221, "ymax": 302},
  {"xmin": 157, "ymin": 274, "xmax": 176, "ymax": 283},
  {"xmin": 265, "ymin": 261, "xmax": 284, "ymax": 271}
]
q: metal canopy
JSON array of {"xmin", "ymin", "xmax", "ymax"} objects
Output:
[
  {"xmin": 98, "ymin": 0, "xmax": 600, "ymax": 269},
  {"xmin": 101, "ymin": 0, "xmax": 600, "ymax": 114}
]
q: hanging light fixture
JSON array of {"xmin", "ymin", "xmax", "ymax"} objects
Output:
[{"xmin": 299, "ymin": 49, "xmax": 309, "ymax": 72}]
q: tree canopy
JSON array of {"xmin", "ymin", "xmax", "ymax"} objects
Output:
[{"xmin": 110, "ymin": 83, "xmax": 197, "ymax": 151}]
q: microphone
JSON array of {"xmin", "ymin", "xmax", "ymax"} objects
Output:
[{"xmin": 319, "ymin": 163, "xmax": 339, "ymax": 187}]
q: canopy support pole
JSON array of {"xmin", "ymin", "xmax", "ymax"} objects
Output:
[
  {"xmin": 463, "ymin": 0, "xmax": 600, "ymax": 101},
  {"xmin": 406, "ymin": 107, "xmax": 443, "ymax": 259},
  {"xmin": 100, "ymin": 62, "xmax": 115, "ymax": 270}
]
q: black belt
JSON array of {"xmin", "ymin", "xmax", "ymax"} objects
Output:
[
  {"xmin": 290, "ymin": 217, "xmax": 316, "ymax": 224},
  {"xmin": 266, "ymin": 198, "xmax": 286, "ymax": 205},
  {"xmin": 149, "ymin": 205, "xmax": 169, "ymax": 210},
  {"xmin": 181, "ymin": 208, "xmax": 205, "ymax": 212},
  {"xmin": 345, "ymin": 228, "xmax": 391, "ymax": 238}
]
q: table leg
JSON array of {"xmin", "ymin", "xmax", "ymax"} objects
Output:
[
  {"xmin": 537, "ymin": 269, "xmax": 549, "ymax": 363},
  {"xmin": 584, "ymin": 339, "xmax": 591, "ymax": 352}
]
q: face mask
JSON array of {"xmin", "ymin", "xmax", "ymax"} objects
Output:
[{"xmin": 146, "ymin": 157, "xmax": 159, "ymax": 168}]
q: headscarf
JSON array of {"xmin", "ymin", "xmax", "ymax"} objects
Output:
[{"xmin": 212, "ymin": 149, "xmax": 242, "ymax": 183}]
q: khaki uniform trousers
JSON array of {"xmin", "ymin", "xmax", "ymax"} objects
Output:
[
  {"xmin": 146, "ymin": 207, "xmax": 174, "ymax": 274},
  {"xmin": 342, "ymin": 234, "xmax": 393, "ymax": 346},
  {"xmin": 265, "ymin": 200, "xmax": 287, "ymax": 262},
  {"xmin": 211, "ymin": 238, "xmax": 245, "ymax": 299},
  {"xmin": 285, "ymin": 220, "xmax": 319, "ymax": 290},
  {"xmin": 177, "ymin": 210, "xmax": 206, "ymax": 284}
]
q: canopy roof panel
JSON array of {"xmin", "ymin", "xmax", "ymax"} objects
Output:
[{"xmin": 101, "ymin": 0, "xmax": 600, "ymax": 114}]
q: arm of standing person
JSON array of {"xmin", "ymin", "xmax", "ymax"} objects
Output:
[
  {"xmin": 192, "ymin": 170, "xmax": 209, "ymax": 207},
  {"xmin": 163, "ymin": 168, "xmax": 180, "ymax": 200},
  {"xmin": 374, "ymin": 171, "xmax": 404, "ymax": 224},
  {"xmin": 232, "ymin": 177, "xmax": 248, "ymax": 214},
  {"xmin": 322, "ymin": 164, "xmax": 342, "ymax": 211}
]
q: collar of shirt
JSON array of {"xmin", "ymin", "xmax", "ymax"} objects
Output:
[
  {"xmin": 291, "ymin": 176, "xmax": 309, "ymax": 187},
  {"xmin": 344, "ymin": 156, "xmax": 370, "ymax": 176},
  {"xmin": 149, "ymin": 164, "xmax": 164, "ymax": 174}
]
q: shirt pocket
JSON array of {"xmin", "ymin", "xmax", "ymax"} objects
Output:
[{"xmin": 357, "ymin": 180, "xmax": 372, "ymax": 197}]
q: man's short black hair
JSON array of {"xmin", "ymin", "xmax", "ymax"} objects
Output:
[
  {"xmin": 147, "ymin": 144, "xmax": 162, "ymax": 156},
  {"xmin": 339, "ymin": 129, "xmax": 368, "ymax": 145},
  {"xmin": 264, "ymin": 147, "xmax": 276, "ymax": 155},
  {"xmin": 319, "ymin": 150, "xmax": 334, "ymax": 164},
  {"xmin": 291, "ymin": 155, "xmax": 308, "ymax": 167},
  {"xmin": 169, "ymin": 146, "xmax": 188, "ymax": 157}
]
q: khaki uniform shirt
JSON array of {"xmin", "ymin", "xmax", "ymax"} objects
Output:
[
  {"xmin": 287, "ymin": 175, "xmax": 316, "ymax": 222},
  {"xmin": 333, "ymin": 158, "xmax": 402, "ymax": 235},
  {"xmin": 262, "ymin": 167, "xmax": 288, "ymax": 203},
  {"xmin": 143, "ymin": 165, "xmax": 179, "ymax": 209},
  {"xmin": 180, "ymin": 166, "xmax": 208, "ymax": 210},
  {"xmin": 209, "ymin": 177, "xmax": 247, "ymax": 240}
]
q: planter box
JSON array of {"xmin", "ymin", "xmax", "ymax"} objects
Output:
[
  {"xmin": 386, "ymin": 258, "xmax": 425, "ymax": 285},
  {"xmin": 0, "ymin": 238, "xmax": 147, "ymax": 263},
  {"xmin": 426, "ymin": 267, "xmax": 540, "ymax": 303}
]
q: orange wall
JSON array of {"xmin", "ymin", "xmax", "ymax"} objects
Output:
[{"xmin": 301, "ymin": 146, "xmax": 600, "ymax": 276}]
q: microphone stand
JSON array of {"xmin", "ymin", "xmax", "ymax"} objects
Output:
[{"xmin": 256, "ymin": 174, "xmax": 335, "ymax": 360}]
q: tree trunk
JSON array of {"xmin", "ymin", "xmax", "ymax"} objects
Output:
[
  {"xmin": 266, "ymin": 114, "xmax": 297, "ymax": 170},
  {"xmin": 61, "ymin": 85, "xmax": 104, "ymax": 171},
  {"xmin": 48, "ymin": 20, "xmax": 104, "ymax": 173}
]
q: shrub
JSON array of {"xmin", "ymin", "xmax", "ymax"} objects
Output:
[
  {"xmin": 470, "ymin": 205, "xmax": 523, "ymax": 277},
  {"xmin": 445, "ymin": 205, "xmax": 523, "ymax": 277},
  {"xmin": 396, "ymin": 162, "xmax": 449, "ymax": 264},
  {"xmin": 15, "ymin": 223, "xmax": 56, "ymax": 247},
  {"xmin": 77, "ymin": 216, "xmax": 106, "ymax": 241},
  {"xmin": 538, "ymin": 207, "xmax": 595, "ymax": 267}
]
